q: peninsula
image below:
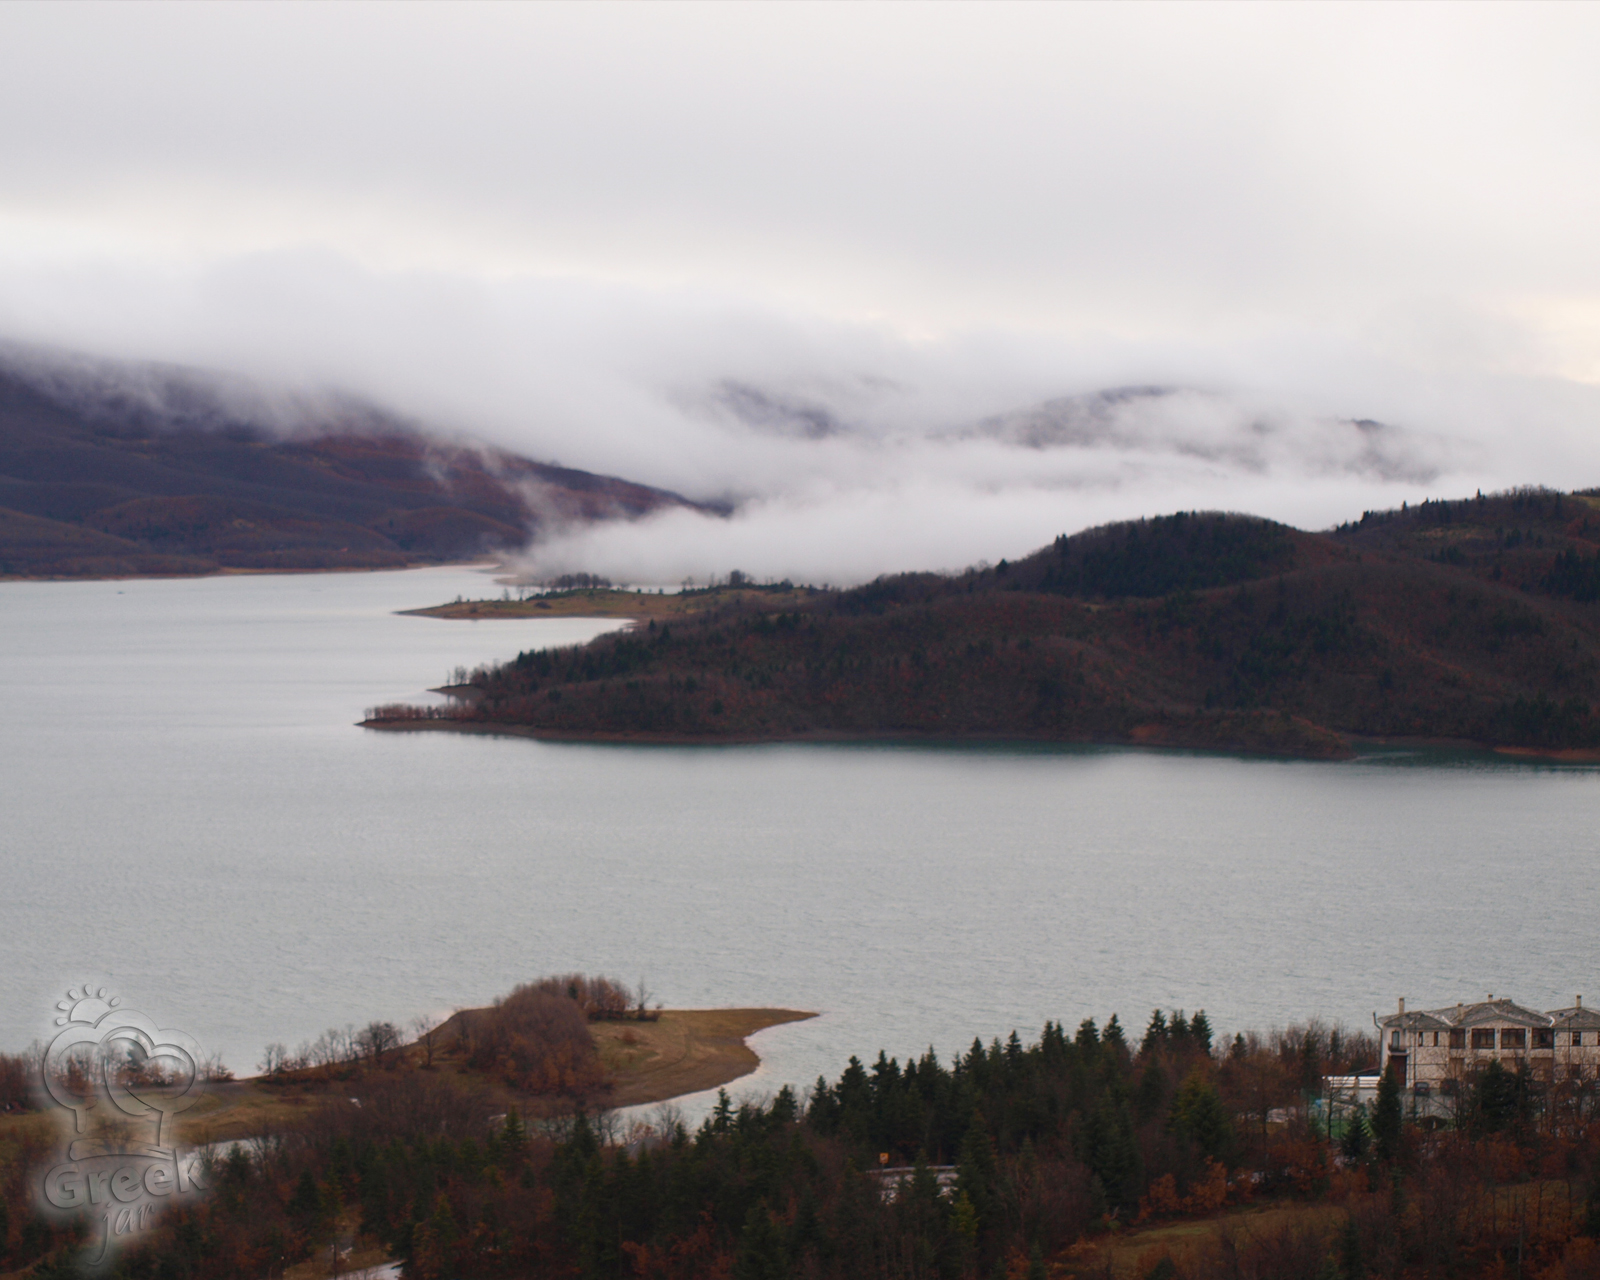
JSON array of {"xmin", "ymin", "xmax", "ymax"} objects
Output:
[{"xmin": 369, "ymin": 487, "xmax": 1600, "ymax": 760}]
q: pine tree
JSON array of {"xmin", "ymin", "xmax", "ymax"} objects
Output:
[
  {"xmin": 1136, "ymin": 1061, "xmax": 1168, "ymax": 1124},
  {"xmin": 1189, "ymin": 1011, "xmax": 1213, "ymax": 1056},
  {"xmin": 734, "ymin": 1202, "xmax": 789, "ymax": 1280},
  {"xmin": 1141, "ymin": 1010, "xmax": 1168, "ymax": 1056},
  {"xmin": 1169, "ymin": 1070, "xmax": 1234, "ymax": 1164},
  {"xmin": 288, "ymin": 1169, "xmax": 323, "ymax": 1220},
  {"xmin": 1371, "ymin": 1068, "xmax": 1402, "ymax": 1163},
  {"xmin": 1339, "ymin": 1105, "xmax": 1370, "ymax": 1163},
  {"xmin": 1081, "ymin": 1093, "xmax": 1143, "ymax": 1211},
  {"xmin": 500, "ymin": 1106, "xmax": 528, "ymax": 1160},
  {"xmin": 957, "ymin": 1119, "xmax": 999, "ymax": 1229},
  {"xmin": 770, "ymin": 1084, "xmax": 798, "ymax": 1125}
]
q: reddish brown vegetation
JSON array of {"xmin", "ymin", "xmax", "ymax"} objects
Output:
[
  {"xmin": 459, "ymin": 981, "xmax": 611, "ymax": 1099},
  {"xmin": 382, "ymin": 490, "xmax": 1600, "ymax": 757}
]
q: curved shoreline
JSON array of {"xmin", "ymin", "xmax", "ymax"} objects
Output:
[{"xmin": 156, "ymin": 1008, "xmax": 817, "ymax": 1147}]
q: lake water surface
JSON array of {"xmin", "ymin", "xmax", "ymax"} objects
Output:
[{"xmin": 4, "ymin": 566, "xmax": 1599, "ymax": 1118}]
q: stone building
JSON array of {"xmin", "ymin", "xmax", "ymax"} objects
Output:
[{"xmin": 1377, "ymin": 996, "xmax": 1600, "ymax": 1092}]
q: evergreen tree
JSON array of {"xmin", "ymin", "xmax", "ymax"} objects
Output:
[
  {"xmin": 1470, "ymin": 1058, "xmax": 1524, "ymax": 1135},
  {"xmin": 770, "ymin": 1083, "xmax": 798, "ymax": 1125},
  {"xmin": 1136, "ymin": 1061, "xmax": 1168, "ymax": 1124},
  {"xmin": 1299, "ymin": 1029, "xmax": 1323, "ymax": 1092},
  {"xmin": 1189, "ymin": 1011, "xmax": 1213, "ymax": 1056},
  {"xmin": 734, "ymin": 1202, "xmax": 789, "ymax": 1280},
  {"xmin": 957, "ymin": 1118, "xmax": 1000, "ymax": 1231},
  {"xmin": 1371, "ymin": 1068, "xmax": 1402, "ymax": 1163},
  {"xmin": 500, "ymin": 1106, "xmax": 528, "ymax": 1159},
  {"xmin": 1141, "ymin": 1010, "xmax": 1168, "ymax": 1056},
  {"xmin": 288, "ymin": 1169, "xmax": 324, "ymax": 1221},
  {"xmin": 1081, "ymin": 1093, "xmax": 1143, "ymax": 1211},
  {"xmin": 1169, "ymin": 1070, "xmax": 1234, "ymax": 1164},
  {"xmin": 1339, "ymin": 1105, "xmax": 1370, "ymax": 1163}
]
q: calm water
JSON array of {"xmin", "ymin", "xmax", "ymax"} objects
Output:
[{"xmin": 4, "ymin": 567, "xmax": 1599, "ymax": 1118}]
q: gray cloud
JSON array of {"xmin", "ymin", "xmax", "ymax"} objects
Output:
[{"xmin": 2, "ymin": 5, "xmax": 1600, "ymax": 582}]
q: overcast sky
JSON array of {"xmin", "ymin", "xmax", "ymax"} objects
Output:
[{"xmin": 4, "ymin": 2, "xmax": 1600, "ymax": 580}]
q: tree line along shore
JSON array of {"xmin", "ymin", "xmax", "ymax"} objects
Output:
[
  {"xmin": 371, "ymin": 487, "xmax": 1600, "ymax": 761},
  {"xmin": 7, "ymin": 989, "xmax": 1600, "ymax": 1278}
]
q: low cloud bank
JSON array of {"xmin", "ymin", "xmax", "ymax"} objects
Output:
[{"xmin": 2, "ymin": 252, "xmax": 1599, "ymax": 584}]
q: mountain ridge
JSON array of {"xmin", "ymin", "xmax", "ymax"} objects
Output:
[{"xmin": 0, "ymin": 347, "xmax": 709, "ymax": 577}]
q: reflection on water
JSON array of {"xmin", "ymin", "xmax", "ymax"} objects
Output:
[{"xmin": 3, "ymin": 567, "xmax": 1599, "ymax": 1120}]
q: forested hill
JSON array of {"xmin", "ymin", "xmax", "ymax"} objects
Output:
[
  {"xmin": 0, "ymin": 352, "xmax": 707, "ymax": 577},
  {"xmin": 377, "ymin": 488, "xmax": 1600, "ymax": 759}
]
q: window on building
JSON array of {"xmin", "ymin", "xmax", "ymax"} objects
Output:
[
  {"xmin": 1502, "ymin": 1028, "xmax": 1527, "ymax": 1050},
  {"xmin": 1472, "ymin": 1029, "xmax": 1495, "ymax": 1049},
  {"xmin": 1450, "ymin": 1029, "xmax": 1466, "ymax": 1049},
  {"xmin": 1432, "ymin": 1032, "xmax": 1440, "ymax": 1046},
  {"xmin": 1576, "ymin": 1033, "xmax": 1586, "ymax": 1048},
  {"xmin": 1534, "ymin": 1029, "xmax": 1554, "ymax": 1049},
  {"xmin": 1391, "ymin": 1030, "xmax": 1401, "ymax": 1048}
]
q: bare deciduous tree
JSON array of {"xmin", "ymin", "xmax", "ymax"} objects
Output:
[
  {"xmin": 357, "ymin": 1021, "xmax": 402, "ymax": 1066},
  {"xmin": 257, "ymin": 1042, "xmax": 288, "ymax": 1077},
  {"xmin": 410, "ymin": 1012, "xmax": 441, "ymax": 1068}
]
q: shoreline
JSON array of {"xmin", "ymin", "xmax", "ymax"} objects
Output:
[
  {"xmin": 360, "ymin": 716, "xmax": 1357, "ymax": 760},
  {"xmin": 364, "ymin": 716, "xmax": 1600, "ymax": 766}
]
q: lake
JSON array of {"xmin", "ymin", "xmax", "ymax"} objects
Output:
[{"xmin": 3, "ymin": 565, "xmax": 1599, "ymax": 1119}]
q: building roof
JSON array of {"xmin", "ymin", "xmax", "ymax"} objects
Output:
[
  {"xmin": 1379, "ymin": 999, "xmax": 1553, "ymax": 1030},
  {"xmin": 1379, "ymin": 1011, "xmax": 1453, "ymax": 1032},
  {"xmin": 1547, "ymin": 1005, "xmax": 1600, "ymax": 1030}
]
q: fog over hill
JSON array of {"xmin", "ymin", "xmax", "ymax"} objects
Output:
[
  {"xmin": 0, "ymin": 342, "xmax": 707, "ymax": 577},
  {"xmin": 5, "ymin": 319, "xmax": 1596, "ymax": 587}
]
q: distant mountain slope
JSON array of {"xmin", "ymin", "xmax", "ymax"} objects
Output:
[
  {"xmin": 377, "ymin": 491, "xmax": 1600, "ymax": 758},
  {"xmin": 0, "ymin": 350, "xmax": 705, "ymax": 577}
]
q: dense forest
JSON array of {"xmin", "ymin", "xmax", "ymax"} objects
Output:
[
  {"xmin": 12, "ymin": 993, "xmax": 1600, "ymax": 1278},
  {"xmin": 0, "ymin": 352, "xmax": 703, "ymax": 576},
  {"xmin": 373, "ymin": 487, "xmax": 1600, "ymax": 757}
]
